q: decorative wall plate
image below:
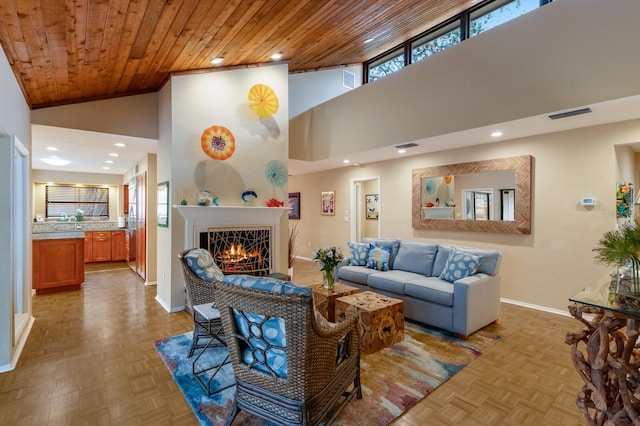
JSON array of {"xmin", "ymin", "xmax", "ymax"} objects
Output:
[
  {"xmin": 265, "ymin": 160, "xmax": 288, "ymax": 187},
  {"xmin": 201, "ymin": 125, "xmax": 236, "ymax": 160},
  {"xmin": 248, "ymin": 84, "xmax": 279, "ymax": 117}
]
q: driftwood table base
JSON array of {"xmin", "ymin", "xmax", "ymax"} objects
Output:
[{"xmin": 566, "ymin": 304, "xmax": 640, "ymax": 425}]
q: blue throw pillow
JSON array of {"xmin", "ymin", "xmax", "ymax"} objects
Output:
[
  {"xmin": 439, "ymin": 249, "xmax": 484, "ymax": 282},
  {"xmin": 185, "ymin": 248, "xmax": 224, "ymax": 282},
  {"xmin": 366, "ymin": 246, "xmax": 390, "ymax": 271},
  {"xmin": 348, "ymin": 242, "xmax": 370, "ymax": 266}
]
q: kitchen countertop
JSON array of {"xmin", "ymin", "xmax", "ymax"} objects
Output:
[{"xmin": 32, "ymin": 231, "xmax": 86, "ymax": 241}]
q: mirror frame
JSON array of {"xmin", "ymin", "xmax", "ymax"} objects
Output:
[{"xmin": 412, "ymin": 155, "xmax": 532, "ymax": 234}]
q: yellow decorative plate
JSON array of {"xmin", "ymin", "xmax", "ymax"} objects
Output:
[{"xmin": 248, "ymin": 84, "xmax": 279, "ymax": 117}]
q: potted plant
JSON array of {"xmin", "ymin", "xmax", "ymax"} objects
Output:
[{"xmin": 593, "ymin": 219, "xmax": 640, "ymax": 295}]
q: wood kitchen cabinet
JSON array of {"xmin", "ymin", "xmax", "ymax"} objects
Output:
[
  {"xmin": 33, "ymin": 238, "xmax": 84, "ymax": 295},
  {"xmin": 84, "ymin": 235, "xmax": 93, "ymax": 263},
  {"xmin": 111, "ymin": 230, "xmax": 127, "ymax": 261},
  {"xmin": 91, "ymin": 231, "xmax": 112, "ymax": 262}
]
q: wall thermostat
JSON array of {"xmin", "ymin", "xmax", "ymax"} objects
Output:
[{"xmin": 580, "ymin": 197, "xmax": 597, "ymax": 206}]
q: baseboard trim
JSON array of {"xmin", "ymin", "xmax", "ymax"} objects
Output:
[{"xmin": 501, "ymin": 298, "xmax": 571, "ymax": 317}]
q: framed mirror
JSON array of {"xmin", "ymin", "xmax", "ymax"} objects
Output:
[
  {"xmin": 412, "ymin": 155, "xmax": 532, "ymax": 234},
  {"xmin": 157, "ymin": 181, "xmax": 169, "ymax": 228}
]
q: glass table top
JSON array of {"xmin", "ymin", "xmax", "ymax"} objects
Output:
[{"xmin": 570, "ymin": 275, "xmax": 640, "ymax": 319}]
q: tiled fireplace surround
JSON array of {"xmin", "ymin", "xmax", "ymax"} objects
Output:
[{"xmin": 174, "ymin": 206, "xmax": 289, "ymax": 275}]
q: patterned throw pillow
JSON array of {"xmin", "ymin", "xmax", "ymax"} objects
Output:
[
  {"xmin": 232, "ymin": 308, "xmax": 288, "ymax": 377},
  {"xmin": 185, "ymin": 248, "xmax": 224, "ymax": 282},
  {"xmin": 348, "ymin": 242, "xmax": 370, "ymax": 266},
  {"xmin": 439, "ymin": 249, "xmax": 484, "ymax": 282},
  {"xmin": 366, "ymin": 246, "xmax": 391, "ymax": 271}
]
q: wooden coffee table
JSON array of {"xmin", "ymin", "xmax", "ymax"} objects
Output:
[
  {"xmin": 335, "ymin": 291, "xmax": 404, "ymax": 353},
  {"xmin": 309, "ymin": 282, "xmax": 359, "ymax": 322}
]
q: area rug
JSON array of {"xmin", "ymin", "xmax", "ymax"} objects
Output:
[{"xmin": 154, "ymin": 321, "xmax": 500, "ymax": 425}]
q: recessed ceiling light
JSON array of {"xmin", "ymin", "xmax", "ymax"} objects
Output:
[
  {"xmin": 210, "ymin": 57, "xmax": 224, "ymax": 65},
  {"xmin": 102, "ymin": 166, "xmax": 110, "ymax": 170},
  {"xmin": 343, "ymin": 159, "xmax": 350, "ymax": 164},
  {"xmin": 42, "ymin": 158, "xmax": 71, "ymax": 166},
  {"xmin": 46, "ymin": 146, "xmax": 59, "ymax": 151},
  {"xmin": 109, "ymin": 153, "xmax": 119, "ymax": 157},
  {"xmin": 104, "ymin": 160, "xmax": 114, "ymax": 164},
  {"xmin": 398, "ymin": 149, "xmax": 407, "ymax": 154},
  {"xmin": 364, "ymin": 37, "xmax": 376, "ymax": 44},
  {"xmin": 491, "ymin": 131, "xmax": 503, "ymax": 137},
  {"xmin": 114, "ymin": 143, "xmax": 126, "ymax": 147},
  {"xmin": 271, "ymin": 52, "xmax": 283, "ymax": 60}
]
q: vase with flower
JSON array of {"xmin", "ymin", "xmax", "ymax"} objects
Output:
[{"xmin": 311, "ymin": 245, "xmax": 344, "ymax": 291}]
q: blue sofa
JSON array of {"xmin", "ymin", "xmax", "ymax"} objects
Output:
[{"xmin": 335, "ymin": 238, "xmax": 502, "ymax": 337}]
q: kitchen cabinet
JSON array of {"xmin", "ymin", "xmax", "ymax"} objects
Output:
[
  {"xmin": 33, "ymin": 237, "xmax": 84, "ymax": 295},
  {"xmin": 91, "ymin": 231, "xmax": 112, "ymax": 262},
  {"xmin": 111, "ymin": 230, "xmax": 127, "ymax": 261},
  {"xmin": 84, "ymin": 235, "xmax": 93, "ymax": 263}
]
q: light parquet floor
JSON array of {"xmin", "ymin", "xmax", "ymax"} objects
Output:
[{"xmin": 0, "ymin": 259, "xmax": 587, "ymax": 425}]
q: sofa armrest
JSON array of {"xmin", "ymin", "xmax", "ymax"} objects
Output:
[{"xmin": 452, "ymin": 273, "xmax": 501, "ymax": 337}]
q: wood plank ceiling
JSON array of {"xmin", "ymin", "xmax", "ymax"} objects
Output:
[{"xmin": 0, "ymin": 0, "xmax": 475, "ymax": 110}]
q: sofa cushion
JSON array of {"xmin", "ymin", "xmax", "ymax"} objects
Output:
[
  {"xmin": 336, "ymin": 265, "xmax": 377, "ymax": 285},
  {"xmin": 394, "ymin": 242, "xmax": 439, "ymax": 276},
  {"xmin": 367, "ymin": 270, "xmax": 422, "ymax": 294},
  {"xmin": 362, "ymin": 238, "xmax": 401, "ymax": 269},
  {"xmin": 455, "ymin": 247, "xmax": 501, "ymax": 275},
  {"xmin": 431, "ymin": 244, "xmax": 453, "ymax": 277},
  {"xmin": 404, "ymin": 277, "xmax": 454, "ymax": 306},
  {"xmin": 348, "ymin": 241, "xmax": 370, "ymax": 266},
  {"xmin": 439, "ymin": 249, "xmax": 484, "ymax": 282},
  {"xmin": 366, "ymin": 246, "xmax": 390, "ymax": 271}
]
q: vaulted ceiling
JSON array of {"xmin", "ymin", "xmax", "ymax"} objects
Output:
[{"xmin": 0, "ymin": 0, "xmax": 476, "ymax": 110}]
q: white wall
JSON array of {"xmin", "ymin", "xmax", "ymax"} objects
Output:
[
  {"xmin": 290, "ymin": 119, "xmax": 640, "ymax": 313},
  {"xmin": 289, "ymin": 65, "xmax": 361, "ymax": 119},
  {"xmin": 158, "ymin": 64, "xmax": 290, "ymax": 311},
  {"xmin": 0, "ymin": 45, "xmax": 32, "ymax": 370},
  {"xmin": 290, "ymin": 0, "xmax": 640, "ymax": 162}
]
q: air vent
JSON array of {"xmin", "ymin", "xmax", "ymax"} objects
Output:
[
  {"xmin": 548, "ymin": 107, "xmax": 592, "ymax": 120},
  {"xmin": 394, "ymin": 143, "xmax": 418, "ymax": 149},
  {"xmin": 343, "ymin": 69, "xmax": 355, "ymax": 90}
]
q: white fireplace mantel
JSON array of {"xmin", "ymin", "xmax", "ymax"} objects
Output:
[{"xmin": 173, "ymin": 205, "xmax": 289, "ymax": 270}]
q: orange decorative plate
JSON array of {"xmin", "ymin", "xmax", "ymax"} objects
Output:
[
  {"xmin": 201, "ymin": 125, "xmax": 236, "ymax": 160},
  {"xmin": 248, "ymin": 84, "xmax": 279, "ymax": 117}
]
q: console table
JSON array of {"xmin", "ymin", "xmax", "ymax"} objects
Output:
[{"xmin": 567, "ymin": 279, "xmax": 640, "ymax": 425}]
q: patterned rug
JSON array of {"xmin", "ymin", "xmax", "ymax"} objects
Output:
[{"xmin": 154, "ymin": 321, "xmax": 501, "ymax": 425}]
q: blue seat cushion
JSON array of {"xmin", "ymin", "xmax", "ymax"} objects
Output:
[
  {"xmin": 336, "ymin": 265, "xmax": 377, "ymax": 285},
  {"xmin": 232, "ymin": 308, "xmax": 288, "ymax": 377},
  {"xmin": 404, "ymin": 277, "xmax": 454, "ymax": 306},
  {"xmin": 185, "ymin": 248, "xmax": 224, "ymax": 282},
  {"xmin": 222, "ymin": 274, "xmax": 312, "ymax": 296}
]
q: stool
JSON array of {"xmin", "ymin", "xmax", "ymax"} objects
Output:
[{"xmin": 191, "ymin": 303, "xmax": 234, "ymax": 395}]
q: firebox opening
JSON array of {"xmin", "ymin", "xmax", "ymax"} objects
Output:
[{"xmin": 201, "ymin": 226, "xmax": 272, "ymax": 275}]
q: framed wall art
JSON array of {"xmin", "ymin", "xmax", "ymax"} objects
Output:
[
  {"xmin": 366, "ymin": 194, "xmax": 379, "ymax": 220},
  {"xmin": 321, "ymin": 191, "xmax": 335, "ymax": 216},
  {"xmin": 288, "ymin": 192, "xmax": 300, "ymax": 220},
  {"xmin": 157, "ymin": 181, "xmax": 169, "ymax": 227}
]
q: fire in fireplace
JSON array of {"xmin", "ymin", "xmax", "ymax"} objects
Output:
[{"xmin": 201, "ymin": 226, "xmax": 272, "ymax": 275}]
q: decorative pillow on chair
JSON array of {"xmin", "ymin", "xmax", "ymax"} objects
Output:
[
  {"xmin": 348, "ymin": 242, "xmax": 370, "ymax": 266},
  {"xmin": 222, "ymin": 274, "xmax": 312, "ymax": 296},
  {"xmin": 185, "ymin": 248, "xmax": 224, "ymax": 282},
  {"xmin": 439, "ymin": 249, "xmax": 484, "ymax": 282},
  {"xmin": 366, "ymin": 246, "xmax": 391, "ymax": 271}
]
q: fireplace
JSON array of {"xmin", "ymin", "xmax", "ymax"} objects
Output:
[
  {"xmin": 174, "ymin": 206, "xmax": 288, "ymax": 276},
  {"xmin": 200, "ymin": 226, "xmax": 272, "ymax": 275}
]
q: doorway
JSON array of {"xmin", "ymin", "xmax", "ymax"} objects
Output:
[{"xmin": 350, "ymin": 176, "xmax": 381, "ymax": 242}]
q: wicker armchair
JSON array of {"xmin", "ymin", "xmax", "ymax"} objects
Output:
[{"xmin": 214, "ymin": 275, "xmax": 362, "ymax": 426}]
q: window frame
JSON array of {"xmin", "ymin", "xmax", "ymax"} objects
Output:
[{"xmin": 45, "ymin": 185, "xmax": 110, "ymax": 220}]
